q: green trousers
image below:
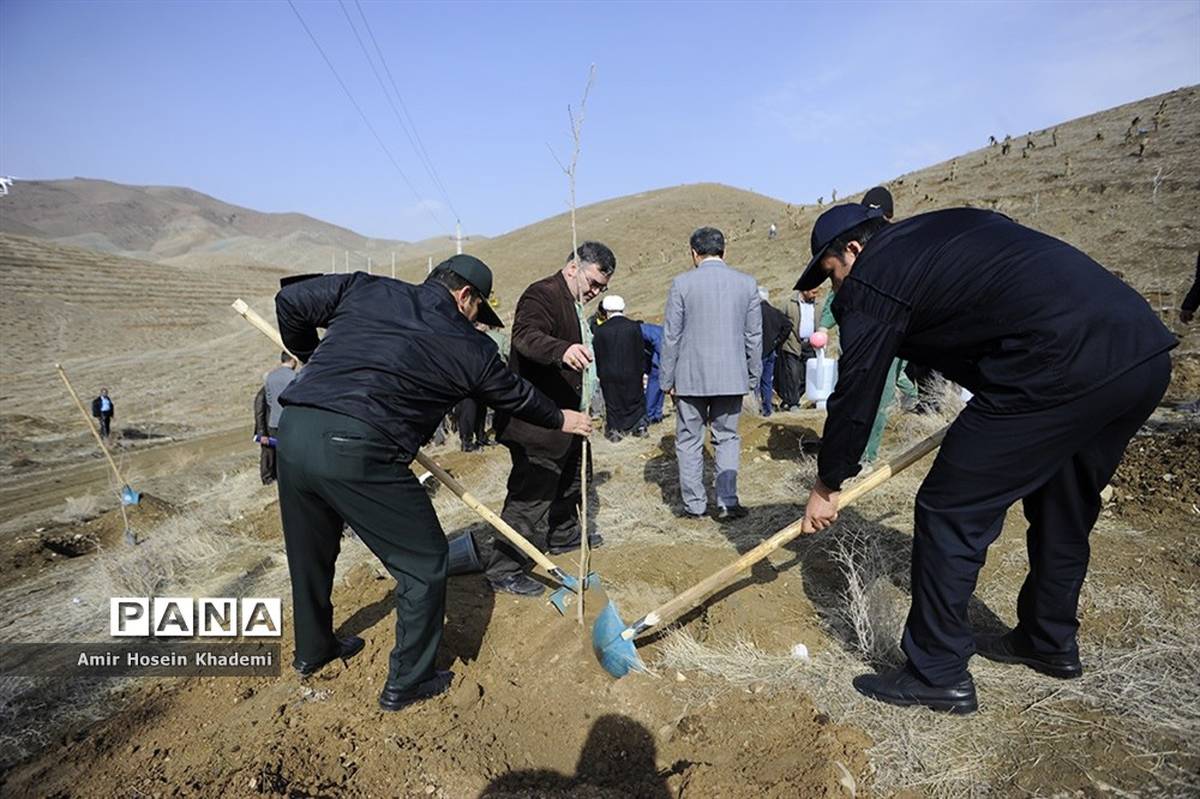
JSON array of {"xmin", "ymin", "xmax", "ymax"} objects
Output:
[
  {"xmin": 864, "ymin": 359, "xmax": 912, "ymax": 463},
  {"xmin": 276, "ymin": 406, "xmax": 447, "ymax": 691}
]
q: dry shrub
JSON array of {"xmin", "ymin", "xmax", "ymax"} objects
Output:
[
  {"xmin": 829, "ymin": 528, "xmax": 906, "ymax": 668},
  {"xmin": 53, "ymin": 494, "xmax": 102, "ymax": 524},
  {"xmin": 658, "ymin": 532, "xmax": 1200, "ymax": 797}
]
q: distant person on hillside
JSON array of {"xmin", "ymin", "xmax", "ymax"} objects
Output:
[
  {"xmin": 768, "ymin": 222, "xmax": 778, "ymax": 240},
  {"xmin": 273, "ymin": 256, "xmax": 589, "ymax": 711},
  {"xmin": 254, "ymin": 352, "xmax": 297, "ymax": 485},
  {"xmin": 593, "ymin": 295, "xmax": 649, "ymax": 441},
  {"xmin": 641, "ymin": 322, "xmax": 665, "ymax": 424},
  {"xmin": 661, "ymin": 227, "xmax": 761, "ymax": 520},
  {"xmin": 758, "ymin": 289, "xmax": 793, "ymax": 416},
  {"xmin": 1181, "ymin": 252, "xmax": 1199, "ymax": 324},
  {"xmin": 797, "ymin": 203, "xmax": 1175, "ymax": 715},
  {"xmin": 778, "ymin": 288, "xmax": 818, "ymax": 409},
  {"xmin": 91, "ymin": 388, "xmax": 114, "ymax": 438}
]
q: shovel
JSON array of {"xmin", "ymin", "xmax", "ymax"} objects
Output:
[
  {"xmin": 231, "ymin": 299, "xmax": 594, "ymax": 613},
  {"xmin": 55, "ymin": 363, "xmax": 140, "ymax": 543},
  {"xmin": 592, "ymin": 424, "xmax": 948, "ymax": 678}
]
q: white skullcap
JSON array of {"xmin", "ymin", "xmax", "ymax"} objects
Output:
[{"xmin": 601, "ymin": 295, "xmax": 626, "ymax": 312}]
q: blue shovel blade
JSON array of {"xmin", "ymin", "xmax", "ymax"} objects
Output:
[
  {"xmin": 591, "ymin": 600, "xmax": 646, "ymax": 678},
  {"xmin": 548, "ymin": 572, "xmax": 599, "ymax": 615},
  {"xmin": 120, "ymin": 486, "xmax": 141, "ymax": 506}
]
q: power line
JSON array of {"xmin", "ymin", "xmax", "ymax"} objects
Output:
[
  {"xmin": 285, "ymin": 0, "xmax": 449, "ymax": 234},
  {"xmin": 353, "ymin": 0, "xmax": 459, "ymax": 222},
  {"xmin": 343, "ymin": 0, "xmax": 463, "ymax": 221}
]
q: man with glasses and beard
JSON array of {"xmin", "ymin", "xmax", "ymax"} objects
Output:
[{"xmin": 485, "ymin": 242, "xmax": 617, "ymax": 596}]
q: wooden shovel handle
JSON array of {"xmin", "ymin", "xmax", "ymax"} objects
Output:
[
  {"xmin": 230, "ymin": 299, "xmax": 564, "ymax": 575},
  {"xmin": 625, "ymin": 425, "xmax": 948, "ymax": 639}
]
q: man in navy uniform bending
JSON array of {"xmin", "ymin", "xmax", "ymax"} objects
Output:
[{"xmin": 799, "ymin": 204, "xmax": 1175, "ymax": 714}]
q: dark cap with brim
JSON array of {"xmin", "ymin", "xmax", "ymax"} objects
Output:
[
  {"xmin": 435, "ymin": 254, "xmax": 504, "ymax": 327},
  {"xmin": 794, "ymin": 203, "xmax": 885, "ymax": 291},
  {"xmin": 861, "ymin": 186, "xmax": 894, "ymax": 219}
]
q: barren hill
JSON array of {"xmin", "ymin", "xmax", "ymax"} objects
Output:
[
  {"xmin": 385, "ymin": 85, "xmax": 1200, "ymax": 330},
  {"xmin": 0, "ymin": 177, "xmax": 461, "ymax": 272},
  {"xmin": 1, "ymin": 89, "xmax": 1199, "ymax": 799},
  {"xmin": 0, "ymin": 86, "xmax": 1196, "ymax": 476}
]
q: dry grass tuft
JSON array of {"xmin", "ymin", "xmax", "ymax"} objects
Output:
[
  {"xmin": 53, "ymin": 494, "xmax": 103, "ymax": 524},
  {"xmin": 658, "ymin": 527, "xmax": 1200, "ymax": 797}
]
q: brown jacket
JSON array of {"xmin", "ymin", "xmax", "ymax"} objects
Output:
[{"xmin": 495, "ymin": 271, "xmax": 584, "ymax": 457}]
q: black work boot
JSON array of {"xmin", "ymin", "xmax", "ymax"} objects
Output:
[
  {"xmin": 487, "ymin": 573, "xmax": 546, "ymax": 597},
  {"xmin": 548, "ymin": 532, "xmax": 604, "ymax": 555},
  {"xmin": 294, "ymin": 635, "xmax": 365, "ymax": 677},
  {"xmin": 379, "ymin": 670, "xmax": 454, "ymax": 712},
  {"xmin": 975, "ymin": 630, "xmax": 1082, "ymax": 679},
  {"xmin": 853, "ymin": 664, "xmax": 978, "ymax": 715}
]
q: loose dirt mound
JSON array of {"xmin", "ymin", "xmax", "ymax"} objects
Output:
[
  {"xmin": 1110, "ymin": 425, "xmax": 1200, "ymax": 529},
  {"xmin": 4, "ymin": 494, "xmax": 177, "ymax": 583},
  {"xmin": 0, "ymin": 553, "xmax": 871, "ymax": 798}
]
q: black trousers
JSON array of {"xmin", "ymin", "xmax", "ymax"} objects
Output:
[
  {"xmin": 485, "ymin": 437, "xmax": 592, "ymax": 580},
  {"xmin": 904, "ymin": 353, "xmax": 1171, "ymax": 686},
  {"xmin": 776, "ymin": 349, "xmax": 809, "ymax": 406},
  {"xmin": 455, "ymin": 398, "xmax": 487, "ymax": 448},
  {"xmin": 259, "ymin": 425, "xmax": 278, "ymax": 484},
  {"xmin": 97, "ymin": 413, "xmax": 112, "ymax": 438},
  {"xmin": 276, "ymin": 406, "xmax": 447, "ymax": 691}
]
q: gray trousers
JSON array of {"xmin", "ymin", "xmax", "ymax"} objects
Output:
[{"xmin": 675, "ymin": 395, "xmax": 742, "ymax": 514}]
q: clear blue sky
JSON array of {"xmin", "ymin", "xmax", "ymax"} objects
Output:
[{"xmin": 2, "ymin": 0, "xmax": 1197, "ymax": 242}]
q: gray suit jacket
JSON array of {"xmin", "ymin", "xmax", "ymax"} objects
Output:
[{"xmin": 660, "ymin": 258, "xmax": 762, "ymax": 396}]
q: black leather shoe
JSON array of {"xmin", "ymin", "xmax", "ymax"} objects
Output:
[
  {"xmin": 548, "ymin": 533, "xmax": 604, "ymax": 555},
  {"xmin": 716, "ymin": 504, "xmax": 749, "ymax": 521},
  {"xmin": 379, "ymin": 670, "xmax": 454, "ymax": 712},
  {"xmin": 487, "ymin": 573, "xmax": 546, "ymax": 597},
  {"xmin": 294, "ymin": 635, "xmax": 365, "ymax": 677},
  {"xmin": 674, "ymin": 508, "xmax": 707, "ymax": 519},
  {"xmin": 853, "ymin": 665, "xmax": 977, "ymax": 714},
  {"xmin": 975, "ymin": 631, "xmax": 1082, "ymax": 679}
]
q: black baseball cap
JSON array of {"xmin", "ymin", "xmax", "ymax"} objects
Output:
[
  {"xmin": 793, "ymin": 203, "xmax": 885, "ymax": 291},
  {"xmin": 861, "ymin": 186, "xmax": 894, "ymax": 219},
  {"xmin": 435, "ymin": 254, "xmax": 504, "ymax": 327}
]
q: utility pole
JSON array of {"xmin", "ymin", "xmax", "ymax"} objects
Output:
[
  {"xmin": 450, "ymin": 220, "xmax": 469, "ymax": 254},
  {"xmin": 367, "ymin": 256, "xmax": 372, "ymax": 275},
  {"xmin": 344, "ymin": 250, "xmax": 349, "ymax": 273},
  {"xmin": 427, "ymin": 256, "xmax": 433, "ymax": 275},
  {"xmin": 391, "ymin": 252, "xmax": 396, "ymax": 279}
]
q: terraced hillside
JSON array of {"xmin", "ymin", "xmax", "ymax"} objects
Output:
[
  {"xmin": 385, "ymin": 86, "xmax": 1200, "ymax": 338},
  {"xmin": 0, "ymin": 234, "xmax": 289, "ymax": 475}
]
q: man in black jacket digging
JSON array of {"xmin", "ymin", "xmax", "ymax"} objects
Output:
[
  {"xmin": 274, "ymin": 255, "xmax": 592, "ymax": 711},
  {"xmin": 798, "ymin": 204, "xmax": 1176, "ymax": 714}
]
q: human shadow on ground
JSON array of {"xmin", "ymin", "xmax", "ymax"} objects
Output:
[
  {"xmin": 758, "ymin": 419, "xmax": 822, "ymax": 458},
  {"xmin": 641, "ymin": 420, "xmax": 819, "ymax": 516},
  {"xmin": 479, "ymin": 714, "xmax": 687, "ymax": 798},
  {"xmin": 642, "ymin": 433, "xmax": 716, "ymax": 514}
]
